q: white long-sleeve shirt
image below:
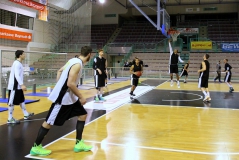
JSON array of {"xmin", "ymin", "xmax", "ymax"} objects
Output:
[{"xmin": 7, "ymin": 60, "xmax": 24, "ymax": 90}]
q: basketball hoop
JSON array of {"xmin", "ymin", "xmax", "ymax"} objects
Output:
[{"xmin": 168, "ymin": 30, "xmax": 180, "ymax": 42}]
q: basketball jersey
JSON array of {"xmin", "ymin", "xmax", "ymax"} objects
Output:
[
  {"xmin": 8, "ymin": 60, "xmax": 24, "ymax": 90},
  {"xmin": 185, "ymin": 63, "xmax": 189, "ymax": 69},
  {"xmin": 132, "ymin": 64, "xmax": 142, "ymax": 78},
  {"xmin": 93, "ymin": 57, "xmax": 106, "ymax": 75},
  {"xmin": 200, "ymin": 60, "xmax": 210, "ymax": 78},
  {"xmin": 48, "ymin": 58, "xmax": 83, "ymax": 105},
  {"xmin": 225, "ymin": 63, "xmax": 232, "ymax": 74},
  {"xmin": 170, "ymin": 54, "xmax": 179, "ymax": 65}
]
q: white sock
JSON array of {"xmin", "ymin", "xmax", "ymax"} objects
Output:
[
  {"xmin": 20, "ymin": 103, "xmax": 29, "ymax": 116},
  {"xmin": 207, "ymin": 92, "xmax": 210, "ymax": 97},
  {"xmin": 95, "ymin": 94, "xmax": 98, "ymax": 97},
  {"xmin": 100, "ymin": 94, "xmax": 102, "ymax": 97},
  {"xmin": 203, "ymin": 91, "xmax": 207, "ymax": 97},
  {"xmin": 8, "ymin": 105, "xmax": 14, "ymax": 120},
  {"xmin": 226, "ymin": 82, "xmax": 232, "ymax": 87}
]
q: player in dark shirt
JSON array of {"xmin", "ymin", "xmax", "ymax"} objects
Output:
[
  {"xmin": 223, "ymin": 59, "xmax": 234, "ymax": 93},
  {"xmin": 180, "ymin": 60, "xmax": 190, "ymax": 83},
  {"xmin": 129, "ymin": 58, "xmax": 142, "ymax": 98},
  {"xmin": 168, "ymin": 40, "xmax": 184, "ymax": 88},
  {"xmin": 93, "ymin": 49, "xmax": 107, "ymax": 102},
  {"xmin": 198, "ymin": 54, "xmax": 211, "ymax": 102}
]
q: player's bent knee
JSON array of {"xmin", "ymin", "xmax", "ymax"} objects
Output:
[
  {"xmin": 42, "ymin": 121, "xmax": 51, "ymax": 129},
  {"xmin": 78, "ymin": 114, "xmax": 87, "ymax": 121}
]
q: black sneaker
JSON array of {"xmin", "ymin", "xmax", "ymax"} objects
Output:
[{"xmin": 130, "ymin": 93, "xmax": 136, "ymax": 96}]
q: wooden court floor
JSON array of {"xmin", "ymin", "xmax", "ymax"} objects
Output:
[{"xmin": 1, "ymin": 79, "xmax": 239, "ymax": 160}]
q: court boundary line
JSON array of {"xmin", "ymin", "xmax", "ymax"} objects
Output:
[
  {"xmin": 132, "ymin": 103, "xmax": 239, "ymax": 111},
  {"xmin": 20, "ymin": 118, "xmax": 46, "ymax": 122},
  {"xmin": 155, "ymin": 81, "xmax": 239, "ymax": 93},
  {"xmin": 162, "ymin": 92, "xmax": 203, "ymax": 101},
  {"xmin": 25, "ymin": 80, "xmax": 168, "ymax": 159},
  {"xmin": 61, "ymin": 138, "xmax": 239, "ymax": 155},
  {"xmin": 156, "ymin": 88, "xmax": 239, "ymax": 93}
]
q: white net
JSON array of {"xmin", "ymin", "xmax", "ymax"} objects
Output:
[
  {"xmin": 170, "ymin": 32, "xmax": 180, "ymax": 41},
  {"xmin": 0, "ymin": 50, "xmax": 67, "ymax": 93}
]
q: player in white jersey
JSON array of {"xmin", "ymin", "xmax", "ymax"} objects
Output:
[
  {"xmin": 7, "ymin": 50, "xmax": 34, "ymax": 124},
  {"xmin": 30, "ymin": 46, "xmax": 93, "ymax": 156}
]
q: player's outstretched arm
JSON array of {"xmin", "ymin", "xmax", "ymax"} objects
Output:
[
  {"xmin": 178, "ymin": 56, "xmax": 184, "ymax": 63},
  {"xmin": 168, "ymin": 39, "xmax": 173, "ymax": 56}
]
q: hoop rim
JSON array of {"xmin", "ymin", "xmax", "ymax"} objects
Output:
[{"xmin": 168, "ymin": 30, "xmax": 180, "ymax": 35}]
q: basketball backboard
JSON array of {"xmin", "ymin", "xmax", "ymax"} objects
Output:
[{"xmin": 128, "ymin": 0, "xmax": 170, "ymax": 38}]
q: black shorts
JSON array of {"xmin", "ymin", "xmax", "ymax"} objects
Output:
[
  {"xmin": 131, "ymin": 77, "xmax": 139, "ymax": 86},
  {"xmin": 198, "ymin": 76, "xmax": 209, "ymax": 88},
  {"xmin": 170, "ymin": 65, "xmax": 178, "ymax": 74},
  {"xmin": 45, "ymin": 100, "xmax": 87, "ymax": 126},
  {"xmin": 103, "ymin": 72, "xmax": 107, "ymax": 79},
  {"xmin": 94, "ymin": 74, "xmax": 105, "ymax": 88},
  {"xmin": 180, "ymin": 69, "xmax": 188, "ymax": 77},
  {"xmin": 8, "ymin": 89, "xmax": 25, "ymax": 105},
  {"xmin": 224, "ymin": 73, "xmax": 231, "ymax": 82}
]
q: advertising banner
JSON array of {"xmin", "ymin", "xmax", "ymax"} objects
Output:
[
  {"xmin": 191, "ymin": 41, "xmax": 212, "ymax": 50},
  {"xmin": 9, "ymin": 0, "xmax": 45, "ymax": 11},
  {"xmin": 221, "ymin": 43, "xmax": 239, "ymax": 52},
  {"xmin": 177, "ymin": 28, "xmax": 199, "ymax": 34},
  {"xmin": 0, "ymin": 28, "xmax": 32, "ymax": 42}
]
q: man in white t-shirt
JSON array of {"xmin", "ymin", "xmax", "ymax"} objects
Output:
[{"xmin": 7, "ymin": 50, "xmax": 34, "ymax": 124}]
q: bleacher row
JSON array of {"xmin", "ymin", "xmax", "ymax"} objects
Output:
[
  {"xmin": 58, "ymin": 20, "xmax": 239, "ymax": 51},
  {"xmin": 29, "ymin": 20, "xmax": 239, "ymax": 80},
  {"xmin": 30, "ymin": 53, "xmax": 97, "ymax": 70},
  {"xmin": 115, "ymin": 22, "xmax": 165, "ymax": 43},
  {"xmin": 125, "ymin": 52, "xmax": 239, "ymax": 80},
  {"xmin": 178, "ymin": 20, "xmax": 239, "ymax": 42}
]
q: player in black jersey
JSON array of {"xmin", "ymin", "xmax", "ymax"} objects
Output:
[
  {"xmin": 180, "ymin": 60, "xmax": 190, "ymax": 83},
  {"xmin": 214, "ymin": 60, "xmax": 222, "ymax": 83},
  {"xmin": 223, "ymin": 59, "xmax": 234, "ymax": 93},
  {"xmin": 168, "ymin": 40, "xmax": 184, "ymax": 88},
  {"xmin": 129, "ymin": 58, "xmax": 142, "ymax": 98},
  {"xmin": 93, "ymin": 49, "xmax": 107, "ymax": 102},
  {"xmin": 198, "ymin": 54, "xmax": 211, "ymax": 102}
]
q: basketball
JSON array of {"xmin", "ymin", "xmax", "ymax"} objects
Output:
[{"xmin": 135, "ymin": 71, "xmax": 142, "ymax": 77}]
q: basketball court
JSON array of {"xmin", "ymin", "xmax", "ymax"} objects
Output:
[
  {"xmin": 1, "ymin": 0, "xmax": 239, "ymax": 159},
  {"xmin": 0, "ymin": 79, "xmax": 238, "ymax": 160}
]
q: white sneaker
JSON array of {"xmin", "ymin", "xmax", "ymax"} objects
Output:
[
  {"xmin": 177, "ymin": 81, "xmax": 180, "ymax": 88},
  {"xmin": 203, "ymin": 96, "xmax": 210, "ymax": 102},
  {"xmin": 207, "ymin": 97, "xmax": 211, "ymax": 101},
  {"xmin": 170, "ymin": 80, "xmax": 173, "ymax": 86}
]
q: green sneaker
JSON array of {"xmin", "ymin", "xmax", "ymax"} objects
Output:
[
  {"xmin": 95, "ymin": 96, "xmax": 99, "ymax": 102},
  {"xmin": 99, "ymin": 97, "xmax": 106, "ymax": 101},
  {"xmin": 7, "ymin": 117, "xmax": 20, "ymax": 124},
  {"xmin": 74, "ymin": 140, "xmax": 92, "ymax": 152},
  {"xmin": 30, "ymin": 143, "xmax": 52, "ymax": 156}
]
